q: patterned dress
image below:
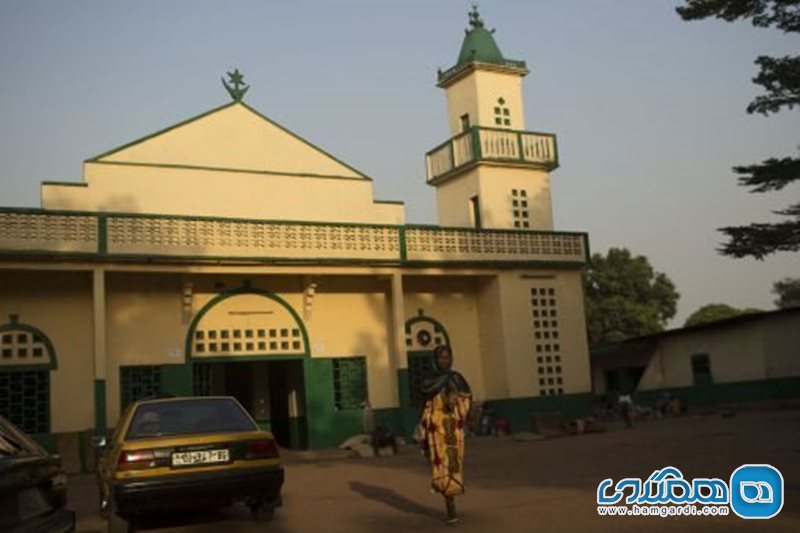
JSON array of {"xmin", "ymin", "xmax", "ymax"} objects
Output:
[{"xmin": 421, "ymin": 390, "xmax": 472, "ymax": 496}]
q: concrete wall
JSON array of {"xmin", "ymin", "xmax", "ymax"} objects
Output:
[{"xmin": 444, "ymin": 68, "xmax": 526, "ymax": 134}]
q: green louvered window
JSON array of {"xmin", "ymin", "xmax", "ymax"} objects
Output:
[
  {"xmin": 332, "ymin": 357, "xmax": 367, "ymax": 410},
  {"xmin": 120, "ymin": 366, "xmax": 162, "ymax": 410},
  {"xmin": 0, "ymin": 370, "xmax": 50, "ymax": 434}
]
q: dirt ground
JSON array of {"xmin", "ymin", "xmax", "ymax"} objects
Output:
[{"xmin": 69, "ymin": 408, "xmax": 800, "ymax": 532}]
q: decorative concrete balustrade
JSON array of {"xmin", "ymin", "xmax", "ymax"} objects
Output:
[
  {"xmin": 426, "ymin": 126, "xmax": 558, "ymax": 184},
  {"xmin": 0, "ymin": 209, "xmax": 587, "ymax": 266}
]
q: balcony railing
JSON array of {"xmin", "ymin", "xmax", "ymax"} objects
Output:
[
  {"xmin": 426, "ymin": 126, "xmax": 558, "ymax": 184},
  {"xmin": 0, "ymin": 209, "xmax": 587, "ymax": 266}
]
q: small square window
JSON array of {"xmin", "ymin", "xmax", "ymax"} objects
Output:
[
  {"xmin": 512, "ymin": 200, "xmax": 519, "ymax": 207},
  {"xmin": 269, "ymin": 330, "xmax": 277, "ymax": 338},
  {"xmin": 246, "ymin": 342, "xmax": 254, "ymax": 351},
  {"xmin": 280, "ymin": 329, "xmax": 288, "ymax": 338},
  {"xmin": 534, "ymin": 320, "xmax": 540, "ymax": 327},
  {"xmin": 405, "ymin": 338, "xmax": 412, "ymax": 347},
  {"xmin": 495, "ymin": 117, "xmax": 503, "ymax": 125},
  {"xmin": 494, "ymin": 106, "xmax": 501, "ymax": 114},
  {"xmin": 513, "ymin": 210, "xmax": 519, "ymax": 217},
  {"xmin": 537, "ymin": 356, "xmax": 543, "ymax": 363},
  {"xmin": 233, "ymin": 330, "xmax": 241, "ymax": 339},
  {"xmin": 544, "ymin": 332, "xmax": 550, "ymax": 339},
  {"xmin": 220, "ymin": 330, "xmax": 229, "ymax": 339},
  {"xmin": 548, "ymin": 378, "xmax": 554, "ymax": 385},
  {"xmin": 549, "ymin": 299, "xmax": 556, "ymax": 306},
  {"xmin": 546, "ymin": 356, "xmax": 552, "ymax": 362},
  {"xmin": 281, "ymin": 341, "xmax": 289, "ymax": 350},
  {"xmin": 557, "ymin": 388, "xmax": 564, "ymax": 395},
  {"xmin": 503, "ymin": 108, "xmax": 510, "ymax": 116},
  {"xmin": 532, "ymin": 310, "xmax": 539, "ymax": 317},
  {"xmin": 541, "ymin": 320, "xmax": 548, "ymax": 327},
  {"xmin": 208, "ymin": 330, "xmax": 217, "ymax": 340},
  {"xmin": 1, "ymin": 334, "xmax": 12, "ymax": 344},
  {"xmin": 245, "ymin": 330, "xmax": 253, "ymax": 338},
  {"xmin": 539, "ymin": 288, "xmax": 546, "ymax": 295},
  {"xmin": 18, "ymin": 348, "xmax": 27, "ymax": 357},
  {"xmin": 539, "ymin": 378, "xmax": 545, "ymax": 386},
  {"xmin": 547, "ymin": 366, "xmax": 553, "ymax": 373},
  {"xmin": 513, "ymin": 190, "xmax": 519, "ymax": 197},
  {"xmin": 233, "ymin": 342, "xmax": 242, "ymax": 351},
  {"xmin": 17, "ymin": 334, "xmax": 27, "ymax": 343},
  {"xmin": 209, "ymin": 343, "xmax": 218, "ymax": 352},
  {"xmin": 553, "ymin": 332, "xmax": 559, "ymax": 339},
  {"xmin": 557, "ymin": 377, "xmax": 563, "ymax": 384},
  {"xmin": 538, "ymin": 366, "xmax": 544, "ymax": 375},
  {"xmin": 195, "ymin": 344, "xmax": 205, "ymax": 353},
  {"xmin": 292, "ymin": 328, "xmax": 300, "ymax": 337},
  {"xmin": 221, "ymin": 343, "xmax": 230, "ymax": 351},
  {"xmin": 195, "ymin": 331, "xmax": 205, "ymax": 340},
  {"xmin": 548, "ymin": 288, "xmax": 555, "ymax": 295},
  {"xmin": 532, "ymin": 298, "xmax": 538, "ymax": 306},
  {"xmin": 504, "ymin": 119, "xmax": 510, "ymax": 126},
  {"xmin": 545, "ymin": 345, "xmax": 552, "ymax": 352},
  {"xmin": 520, "ymin": 190, "xmax": 527, "ymax": 197},
  {"xmin": 258, "ymin": 342, "xmax": 266, "ymax": 350},
  {"xmin": 522, "ymin": 211, "xmax": 529, "ymax": 218},
  {"xmin": 292, "ymin": 341, "xmax": 301, "ymax": 350},
  {"xmin": 270, "ymin": 342, "xmax": 278, "ymax": 350},
  {"xmin": 2, "ymin": 348, "xmax": 12, "ymax": 358},
  {"xmin": 549, "ymin": 388, "xmax": 556, "ymax": 395},
  {"xmin": 550, "ymin": 310, "xmax": 557, "ymax": 317},
  {"xmin": 535, "ymin": 332, "xmax": 541, "ymax": 339},
  {"xmin": 555, "ymin": 355, "xmax": 561, "ymax": 362},
  {"xmin": 556, "ymin": 365, "xmax": 562, "ymax": 373},
  {"xmin": 552, "ymin": 320, "xmax": 559, "ymax": 328},
  {"xmin": 536, "ymin": 345, "xmax": 542, "ymax": 353},
  {"xmin": 554, "ymin": 343, "xmax": 560, "ymax": 351},
  {"xmin": 514, "ymin": 221, "xmax": 520, "ymax": 228},
  {"xmin": 521, "ymin": 200, "xmax": 528, "ymax": 208},
  {"xmin": 540, "ymin": 389, "xmax": 547, "ymax": 396},
  {"xmin": 32, "ymin": 347, "xmax": 43, "ymax": 357},
  {"xmin": 523, "ymin": 221, "xmax": 530, "ymax": 228},
  {"xmin": 257, "ymin": 329, "xmax": 266, "ymax": 338}
]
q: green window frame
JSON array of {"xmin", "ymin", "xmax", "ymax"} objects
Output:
[
  {"xmin": 120, "ymin": 365, "xmax": 163, "ymax": 410},
  {"xmin": 332, "ymin": 357, "xmax": 367, "ymax": 410},
  {"xmin": 0, "ymin": 369, "xmax": 50, "ymax": 434}
]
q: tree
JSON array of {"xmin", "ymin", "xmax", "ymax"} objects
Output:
[
  {"xmin": 773, "ymin": 277, "xmax": 800, "ymax": 308},
  {"xmin": 584, "ymin": 248, "xmax": 679, "ymax": 345},
  {"xmin": 676, "ymin": 0, "xmax": 800, "ymax": 259},
  {"xmin": 684, "ymin": 303, "xmax": 761, "ymax": 327}
]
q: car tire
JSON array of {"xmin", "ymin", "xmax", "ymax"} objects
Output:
[{"xmin": 250, "ymin": 501, "xmax": 275, "ymax": 522}]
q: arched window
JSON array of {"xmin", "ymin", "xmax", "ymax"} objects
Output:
[{"xmin": 0, "ymin": 315, "xmax": 57, "ymax": 434}]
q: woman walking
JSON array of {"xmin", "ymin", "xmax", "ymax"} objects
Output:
[{"xmin": 419, "ymin": 345, "xmax": 472, "ymax": 524}]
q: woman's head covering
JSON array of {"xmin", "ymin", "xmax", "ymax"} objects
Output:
[{"xmin": 421, "ymin": 345, "xmax": 471, "ymax": 398}]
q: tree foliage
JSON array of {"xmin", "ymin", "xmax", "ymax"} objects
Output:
[
  {"xmin": 684, "ymin": 303, "xmax": 760, "ymax": 327},
  {"xmin": 772, "ymin": 277, "xmax": 800, "ymax": 308},
  {"xmin": 676, "ymin": 0, "xmax": 800, "ymax": 259},
  {"xmin": 584, "ymin": 248, "xmax": 679, "ymax": 345}
]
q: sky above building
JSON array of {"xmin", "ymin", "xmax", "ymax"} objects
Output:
[{"xmin": 0, "ymin": 1, "xmax": 797, "ymax": 325}]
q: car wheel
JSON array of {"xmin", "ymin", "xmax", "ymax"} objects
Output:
[{"xmin": 250, "ymin": 500, "xmax": 275, "ymax": 522}]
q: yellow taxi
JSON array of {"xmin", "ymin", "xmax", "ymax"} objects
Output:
[{"xmin": 95, "ymin": 396, "xmax": 283, "ymax": 530}]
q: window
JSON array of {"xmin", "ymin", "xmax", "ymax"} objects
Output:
[
  {"xmin": 494, "ymin": 97, "xmax": 511, "ymax": 127},
  {"xmin": 459, "ymin": 113, "xmax": 470, "ymax": 133},
  {"xmin": 470, "ymin": 196, "xmax": 482, "ymax": 229},
  {"xmin": 511, "ymin": 189, "xmax": 530, "ymax": 228},
  {"xmin": 0, "ymin": 370, "xmax": 49, "ymax": 434},
  {"xmin": 531, "ymin": 286, "xmax": 564, "ymax": 392},
  {"xmin": 120, "ymin": 365, "xmax": 163, "ymax": 411},
  {"xmin": 332, "ymin": 357, "xmax": 367, "ymax": 410},
  {"xmin": 691, "ymin": 354, "xmax": 712, "ymax": 386}
]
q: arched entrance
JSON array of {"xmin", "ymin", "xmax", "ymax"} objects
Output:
[
  {"xmin": 404, "ymin": 314, "xmax": 451, "ymax": 409},
  {"xmin": 186, "ymin": 288, "xmax": 309, "ymax": 448}
]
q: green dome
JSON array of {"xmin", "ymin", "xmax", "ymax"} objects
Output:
[
  {"xmin": 458, "ymin": 26, "xmax": 505, "ymax": 64},
  {"xmin": 457, "ymin": 7, "xmax": 505, "ymax": 65}
]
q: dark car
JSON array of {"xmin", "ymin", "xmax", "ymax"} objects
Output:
[
  {"xmin": 0, "ymin": 415, "xmax": 75, "ymax": 533},
  {"xmin": 96, "ymin": 396, "xmax": 283, "ymax": 531}
]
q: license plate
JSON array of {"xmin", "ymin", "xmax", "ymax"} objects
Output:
[{"xmin": 171, "ymin": 449, "xmax": 230, "ymax": 467}]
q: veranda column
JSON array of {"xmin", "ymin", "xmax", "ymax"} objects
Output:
[{"xmin": 92, "ymin": 267, "xmax": 107, "ymax": 434}]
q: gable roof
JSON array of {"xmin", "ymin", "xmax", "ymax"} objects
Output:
[{"xmin": 87, "ymin": 101, "xmax": 370, "ymax": 181}]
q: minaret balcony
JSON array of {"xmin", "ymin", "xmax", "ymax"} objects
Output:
[{"xmin": 426, "ymin": 126, "xmax": 558, "ymax": 185}]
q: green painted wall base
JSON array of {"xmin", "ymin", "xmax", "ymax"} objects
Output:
[
  {"xmin": 488, "ymin": 393, "xmax": 593, "ymax": 433},
  {"xmin": 288, "ymin": 416, "xmax": 308, "ymax": 449},
  {"xmin": 635, "ymin": 376, "xmax": 800, "ymax": 409}
]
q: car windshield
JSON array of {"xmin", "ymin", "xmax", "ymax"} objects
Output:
[{"xmin": 126, "ymin": 398, "xmax": 258, "ymax": 440}]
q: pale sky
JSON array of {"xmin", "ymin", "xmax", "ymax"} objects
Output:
[{"xmin": 0, "ymin": 1, "xmax": 797, "ymax": 325}]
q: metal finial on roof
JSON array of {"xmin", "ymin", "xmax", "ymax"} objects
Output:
[
  {"xmin": 222, "ymin": 68, "xmax": 249, "ymax": 102},
  {"xmin": 468, "ymin": 4, "xmax": 484, "ymax": 29}
]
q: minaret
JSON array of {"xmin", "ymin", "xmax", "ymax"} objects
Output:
[{"xmin": 426, "ymin": 6, "xmax": 558, "ymax": 230}]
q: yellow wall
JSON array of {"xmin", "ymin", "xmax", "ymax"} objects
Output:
[
  {"xmin": 403, "ymin": 276, "xmax": 485, "ymax": 400},
  {"xmin": 435, "ymin": 168, "xmax": 481, "ymax": 227},
  {"xmin": 639, "ymin": 323, "xmax": 766, "ymax": 390},
  {"xmin": 0, "ymin": 270, "xmax": 94, "ymax": 433},
  {"xmin": 43, "ymin": 162, "xmax": 404, "ymax": 225},
  {"xmin": 477, "ymin": 166, "xmax": 553, "ymax": 230},
  {"xmin": 445, "ymin": 68, "xmax": 526, "ymax": 134},
  {"xmin": 763, "ymin": 312, "xmax": 800, "ymax": 378}
]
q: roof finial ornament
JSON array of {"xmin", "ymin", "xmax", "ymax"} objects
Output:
[
  {"xmin": 468, "ymin": 4, "xmax": 484, "ymax": 29},
  {"xmin": 222, "ymin": 68, "xmax": 249, "ymax": 102}
]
